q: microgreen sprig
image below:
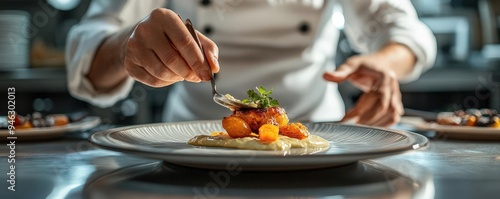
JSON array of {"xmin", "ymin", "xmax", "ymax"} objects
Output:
[{"xmin": 241, "ymin": 86, "xmax": 279, "ymax": 109}]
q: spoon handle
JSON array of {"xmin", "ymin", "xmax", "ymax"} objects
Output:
[{"xmin": 183, "ymin": 19, "xmax": 217, "ymax": 95}]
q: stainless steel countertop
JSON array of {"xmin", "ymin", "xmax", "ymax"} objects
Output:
[{"xmin": 1, "ymin": 127, "xmax": 499, "ymax": 199}]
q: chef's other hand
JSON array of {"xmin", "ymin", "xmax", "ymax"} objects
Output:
[
  {"xmin": 125, "ymin": 8, "xmax": 219, "ymax": 87},
  {"xmin": 323, "ymin": 54, "xmax": 404, "ymax": 127}
]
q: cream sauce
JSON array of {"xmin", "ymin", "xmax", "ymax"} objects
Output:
[{"xmin": 188, "ymin": 134, "xmax": 330, "ymax": 151}]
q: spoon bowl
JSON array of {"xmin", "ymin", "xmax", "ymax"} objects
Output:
[{"xmin": 184, "ymin": 19, "xmax": 258, "ymax": 111}]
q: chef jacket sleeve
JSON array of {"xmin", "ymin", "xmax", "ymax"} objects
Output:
[
  {"xmin": 340, "ymin": 0, "xmax": 437, "ymax": 83},
  {"xmin": 65, "ymin": 0, "xmax": 165, "ymax": 108}
]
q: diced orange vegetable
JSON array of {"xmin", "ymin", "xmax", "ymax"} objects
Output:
[
  {"xmin": 466, "ymin": 115, "xmax": 476, "ymax": 126},
  {"xmin": 276, "ymin": 114, "xmax": 289, "ymax": 127},
  {"xmin": 222, "ymin": 116, "xmax": 252, "ymax": 138},
  {"xmin": 259, "ymin": 124, "xmax": 279, "ymax": 143},
  {"xmin": 279, "ymin": 122, "xmax": 309, "ymax": 140},
  {"xmin": 492, "ymin": 117, "xmax": 500, "ymax": 128},
  {"xmin": 16, "ymin": 121, "xmax": 33, "ymax": 129},
  {"xmin": 53, "ymin": 115, "xmax": 69, "ymax": 126}
]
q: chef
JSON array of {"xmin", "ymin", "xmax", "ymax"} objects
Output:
[{"xmin": 66, "ymin": 0, "xmax": 436, "ymax": 126}]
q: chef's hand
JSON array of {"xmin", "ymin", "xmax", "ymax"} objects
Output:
[
  {"xmin": 323, "ymin": 44, "xmax": 415, "ymax": 127},
  {"xmin": 125, "ymin": 8, "xmax": 219, "ymax": 87}
]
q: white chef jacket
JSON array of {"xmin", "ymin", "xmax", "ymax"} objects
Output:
[{"xmin": 66, "ymin": 0, "xmax": 436, "ymax": 122}]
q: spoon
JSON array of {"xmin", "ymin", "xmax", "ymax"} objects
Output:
[{"xmin": 183, "ymin": 19, "xmax": 258, "ymax": 111}]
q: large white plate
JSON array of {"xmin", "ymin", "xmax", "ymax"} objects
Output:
[
  {"xmin": 400, "ymin": 116, "xmax": 500, "ymax": 140},
  {"xmin": 0, "ymin": 116, "xmax": 101, "ymax": 140},
  {"xmin": 90, "ymin": 121, "xmax": 428, "ymax": 171}
]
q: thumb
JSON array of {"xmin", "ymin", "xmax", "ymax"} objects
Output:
[{"xmin": 323, "ymin": 62, "xmax": 359, "ymax": 83}]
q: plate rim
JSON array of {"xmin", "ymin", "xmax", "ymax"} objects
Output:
[{"xmin": 89, "ymin": 120, "xmax": 429, "ymax": 158}]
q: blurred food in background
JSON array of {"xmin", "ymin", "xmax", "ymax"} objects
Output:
[{"xmin": 30, "ymin": 38, "xmax": 65, "ymax": 67}]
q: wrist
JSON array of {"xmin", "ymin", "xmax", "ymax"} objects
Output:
[
  {"xmin": 87, "ymin": 26, "xmax": 135, "ymax": 92},
  {"xmin": 112, "ymin": 26, "xmax": 135, "ymax": 68},
  {"xmin": 375, "ymin": 43, "xmax": 417, "ymax": 78}
]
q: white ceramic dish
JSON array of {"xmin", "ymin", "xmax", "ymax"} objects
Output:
[
  {"xmin": 401, "ymin": 116, "xmax": 500, "ymax": 140},
  {"xmin": 90, "ymin": 121, "xmax": 428, "ymax": 171},
  {"xmin": 0, "ymin": 116, "xmax": 101, "ymax": 140}
]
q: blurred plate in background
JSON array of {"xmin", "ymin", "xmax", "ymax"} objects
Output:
[
  {"xmin": 401, "ymin": 116, "xmax": 500, "ymax": 140},
  {"xmin": 0, "ymin": 116, "xmax": 101, "ymax": 140}
]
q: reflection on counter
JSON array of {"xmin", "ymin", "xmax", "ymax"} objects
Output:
[{"xmin": 84, "ymin": 161, "xmax": 434, "ymax": 199}]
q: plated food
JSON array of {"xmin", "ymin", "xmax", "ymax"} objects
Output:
[
  {"xmin": 1, "ymin": 112, "xmax": 70, "ymax": 130},
  {"xmin": 188, "ymin": 86, "xmax": 330, "ymax": 151},
  {"xmin": 437, "ymin": 108, "xmax": 500, "ymax": 128},
  {"xmin": 0, "ymin": 113, "xmax": 101, "ymax": 140},
  {"xmin": 90, "ymin": 120, "xmax": 428, "ymax": 170}
]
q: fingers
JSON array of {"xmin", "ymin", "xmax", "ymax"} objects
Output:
[
  {"xmin": 343, "ymin": 91, "xmax": 401, "ymax": 127},
  {"xmin": 358, "ymin": 73, "xmax": 392, "ymax": 125},
  {"xmin": 341, "ymin": 70, "xmax": 403, "ymax": 127},
  {"xmin": 323, "ymin": 58, "xmax": 361, "ymax": 83},
  {"xmin": 126, "ymin": 34, "xmax": 201, "ymax": 83},
  {"xmin": 198, "ymin": 31, "xmax": 220, "ymax": 73},
  {"xmin": 341, "ymin": 88, "xmax": 389, "ymax": 125},
  {"xmin": 125, "ymin": 61, "xmax": 179, "ymax": 87},
  {"xmin": 372, "ymin": 77, "xmax": 404, "ymax": 126},
  {"xmin": 372, "ymin": 108, "xmax": 401, "ymax": 127},
  {"xmin": 149, "ymin": 36, "xmax": 202, "ymax": 82},
  {"xmin": 372, "ymin": 88, "xmax": 403, "ymax": 127},
  {"xmin": 125, "ymin": 8, "xmax": 219, "ymax": 86},
  {"xmin": 154, "ymin": 9, "xmax": 212, "ymax": 81},
  {"xmin": 329, "ymin": 55, "xmax": 404, "ymax": 127},
  {"xmin": 346, "ymin": 73, "xmax": 375, "ymax": 92}
]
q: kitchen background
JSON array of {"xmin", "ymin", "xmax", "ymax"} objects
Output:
[{"xmin": 0, "ymin": 0, "xmax": 499, "ymax": 125}]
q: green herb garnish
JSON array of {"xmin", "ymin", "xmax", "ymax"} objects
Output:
[{"xmin": 241, "ymin": 86, "xmax": 279, "ymax": 109}]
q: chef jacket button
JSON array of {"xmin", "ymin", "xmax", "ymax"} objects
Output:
[
  {"xmin": 203, "ymin": 25, "xmax": 213, "ymax": 35},
  {"xmin": 298, "ymin": 22, "xmax": 310, "ymax": 34},
  {"xmin": 201, "ymin": 0, "xmax": 211, "ymax": 6}
]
